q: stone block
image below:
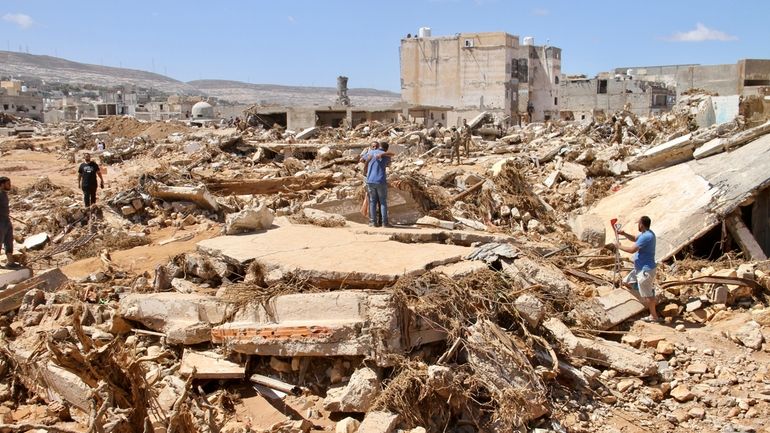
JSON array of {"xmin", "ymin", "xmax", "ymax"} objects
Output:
[
  {"xmin": 179, "ymin": 350, "xmax": 245, "ymax": 379},
  {"xmin": 580, "ymin": 337, "xmax": 658, "ymax": 376}
]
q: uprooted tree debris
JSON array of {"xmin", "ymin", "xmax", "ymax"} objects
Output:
[{"xmin": 0, "ymin": 95, "xmax": 770, "ymax": 433}]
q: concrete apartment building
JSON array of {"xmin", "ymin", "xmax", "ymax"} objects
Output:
[
  {"xmin": 0, "ymin": 79, "xmax": 43, "ymax": 121},
  {"xmin": 400, "ymin": 31, "xmax": 561, "ymax": 126}
]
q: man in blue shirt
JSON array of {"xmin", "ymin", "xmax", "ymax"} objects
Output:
[
  {"xmin": 617, "ymin": 216, "xmax": 659, "ymax": 322},
  {"xmin": 361, "ymin": 142, "xmax": 392, "ymax": 227}
]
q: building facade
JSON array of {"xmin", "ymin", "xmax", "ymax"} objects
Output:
[
  {"xmin": 559, "ymin": 74, "xmax": 675, "ymax": 121},
  {"xmin": 400, "ymin": 31, "xmax": 561, "ymax": 126},
  {"xmin": 0, "ymin": 80, "xmax": 43, "ymax": 121}
]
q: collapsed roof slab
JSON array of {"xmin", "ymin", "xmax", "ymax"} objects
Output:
[
  {"xmin": 586, "ymin": 133, "xmax": 770, "ymax": 261},
  {"xmin": 197, "ymin": 218, "xmax": 473, "ymax": 288}
]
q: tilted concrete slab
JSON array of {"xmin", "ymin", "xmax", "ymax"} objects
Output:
[
  {"xmin": 0, "ymin": 268, "xmax": 66, "ymax": 313},
  {"xmin": 197, "ymin": 218, "xmax": 473, "ymax": 288},
  {"xmin": 212, "ymin": 291, "xmax": 443, "ymax": 363},
  {"xmin": 586, "ymin": 134, "xmax": 770, "ymax": 261},
  {"xmin": 179, "ymin": 350, "xmax": 245, "ymax": 379}
]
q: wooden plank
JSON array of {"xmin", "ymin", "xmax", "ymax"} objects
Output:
[{"xmin": 726, "ymin": 213, "xmax": 768, "ymax": 260}]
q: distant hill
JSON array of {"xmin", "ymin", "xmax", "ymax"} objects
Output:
[
  {"xmin": 188, "ymin": 79, "xmax": 401, "ymax": 106},
  {"xmin": 0, "ymin": 51, "xmax": 199, "ymax": 94},
  {"xmin": 0, "ymin": 51, "xmax": 402, "ymax": 106}
]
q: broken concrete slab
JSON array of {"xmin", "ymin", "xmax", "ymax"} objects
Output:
[
  {"xmin": 212, "ymin": 291, "xmax": 441, "ymax": 362},
  {"xmin": 225, "ymin": 203, "xmax": 275, "ymax": 235},
  {"xmin": 0, "ymin": 266, "xmax": 31, "ymax": 290},
  {"xmin": 416, "ymin": 215, "xmax": 455, "ymax": 230},
  {"xmin": 146, "ymin": 182, "xmax": 219, "ymax": 211},
  {"xmin": 295, "ymin": 126, "xmax": 320, "ymax": 140},
  {"xmin": 579, "ymin": 337, "xmax": 658, "ymax": 377},
  {"xmin": 694, "ymin": 120, "xmax": 770, "ymax": 159},
  {"xmin": 198, "ymin": 217, "xmax": 472, "ymax": 288},
  {"xmin": 7, "ymin": 344, "xmax": 92, "ymax": 412},
  {"xmin": 502, "ymin": 256, "xmax": 576, "ymax": 301},
  {"xmin": 628, "ymin": 133, "xmax": 694, "ymax": 172},
  {"xmin": 593, "ymin": 289, "xmax": 646, "ymax": 329},
  {"xmin": 179, "ymin": 349, "xmax": 245, "ymax": 379},
  {"xmin": 569, "ymin": 213, "xmax": 606, "ymax": 247},
  {"xmin": 0, "ymin": 268, "xmax": 67, "ymax": 313},
  {"xmin": 118, "ymin": 293, "xmax": 235, "ymax": 344},
  {"xmin": 588, "ymin": 133, "xmax": 770, "ymax": 261},
  {"xmin": 543, "ymin": 317, "xmax": 585, "ymax": 357},
  {"xmin": 323, "ymin": 366, "xmax": 381, "ymax": 413}
]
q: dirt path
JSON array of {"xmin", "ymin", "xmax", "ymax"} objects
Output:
[{"xmin": 62, "ymin": 225, "xmax": 220, "ymax": 278}]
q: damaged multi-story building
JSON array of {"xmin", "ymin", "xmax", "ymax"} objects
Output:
[
  {"xmin": 399, "ymin": 30, "xmax": 561, "ymax": 126},
  {"xmin": 0, "ymin": 79, "xmax": 43, "ymax": 121},
  {"xmin": 558, "ymin": 73, "xmax": 676, "ymax": 121}
]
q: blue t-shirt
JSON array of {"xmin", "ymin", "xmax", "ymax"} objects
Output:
[
  {"xmin": 365, "ymin": 149, "xmax": 390, "ymax": 184},
  {"xmin": 633, "ymin": 230, "xmax": 656, "ymax": 271}
]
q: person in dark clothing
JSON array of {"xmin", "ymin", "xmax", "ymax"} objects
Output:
[
  {"xmin": 0, "ymin": 176, "xmax": 20, "ymax": 268},
  {"xmin": 78, "ymin": 153, "xmax": 104, "ymax": 207}
]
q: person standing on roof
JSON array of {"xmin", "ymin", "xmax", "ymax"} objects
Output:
[
  {"xmin": 78, "ymin": 153, "xmax": 104, "ymax": 208},
  {"xmin": 617, "ymin": 216, "xmax": 660, "ymax": 322},
  {"xmin": 0, "ymin": 176, "xmax": 20, "ymax": 269}
]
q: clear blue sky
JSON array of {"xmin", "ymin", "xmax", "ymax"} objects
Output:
[{"xmin": 2, "ymin": 0, "xmax": 769, "ymax": 91}]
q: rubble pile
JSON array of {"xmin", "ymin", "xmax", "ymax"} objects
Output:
[{"xmin": 0, "ymin": 96, "xmax": 769, "ymax": 433}]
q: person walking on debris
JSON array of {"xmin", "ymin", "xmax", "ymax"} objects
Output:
[
  {"xmin": 617, "ymin": 215, "xmax": 660, "ymax": 322},
  {"xmin": 362, "ymin": 142, "xmax": 393, "ymax": 227},
  {"xmin": 78, "ymin": 153, "xmax": 104, "ymax": 208},
  {"xmin": 450, "ymin": 126, "xmax": 462, "ymax": 164},
  {"xmin": 0, "ymin": 177, "xmax": 20, "ymax": 269}
]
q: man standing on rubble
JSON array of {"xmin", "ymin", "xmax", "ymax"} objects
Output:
[
  {"xmin": 0, "ymin": 177, "xmax": 20, "ymax": 269},
  {"xmin": 450, "ymin": 126, "xmax": 462, "ymax": 165},
  {"xmin": 460, "ymin": 119, "xmax": 472, "ymax": 157},
  {"xmin": 78, "ymin": 153, "xmax": 104, "ymax": 208},
  {"xmin": 362, "ymin": 142, "xmax": 392, "ymax": 227},
  {"xmin": 617, "ymin": 216, "xmax": 660, "ymax": 322}
]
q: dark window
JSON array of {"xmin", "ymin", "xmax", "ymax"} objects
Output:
[
  {"xmin": 441, "ymin": 113, "xmax": 445, "ymax": 120},
  {"xmin": 555, "ymin": 76, "xmax": 559, "ymax": 84},
  {"xmin": 32, "ymin": 105, "xmax": 36, "ymax": 110},
  {"xmin": 2, "ymin": 104, "xmax": 7, "ymax": 110},
  {"xmin": 554, "ymin": 97, "xmax": 558, "ymax": 105},
  {"xmin": 517, "ymin": 59, "xmax": 529, "ymax": 82},
  {"xmin": 597, "ymin": 80, "xmax": 608, "ymax": 94},
  {"xmin": 744, "ymin": 79, "xmax": 770, "ymax": 86},
  {"xmin": 430, "ymin": 112, "xmax": 434, "ymax": 120}
]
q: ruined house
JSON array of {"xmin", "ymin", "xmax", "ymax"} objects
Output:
[{"xmin": 400, "ymin": 31, "xmax": 561, "ymax": 125}]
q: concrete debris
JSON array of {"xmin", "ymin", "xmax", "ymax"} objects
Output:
[
  {"xmin": 323, "ymin": 366, "xmax": 382, "ymax": 413},
  {"xmin": 224, "ymin": 202, "xmax": 275, "ymax": 234},
  {"xmin": 1, "ymin": 89, "xmax": 769, "ymax": 432},
  {"xmin": 118, "ymin": 293, "xmax": 235, "ymax": 344}
]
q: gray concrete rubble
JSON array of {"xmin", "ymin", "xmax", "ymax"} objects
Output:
[
  {"xmin": 3, "ymin": 86, "xmax": 770, "ymax": 432},
  {"xmin": 323, "ymin": 366, "xmax": 382, "ymax": 413},
  {"xmin": 211, "ymin": 291, "xmax": 442, "ymax": 364},
  {"xmin": 118, "ymin": 292, "xmax": 235, "ymax": 344},
  {"xmin": 224, "ymin": 202, "xmax": 275, "ymax": 234}
]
